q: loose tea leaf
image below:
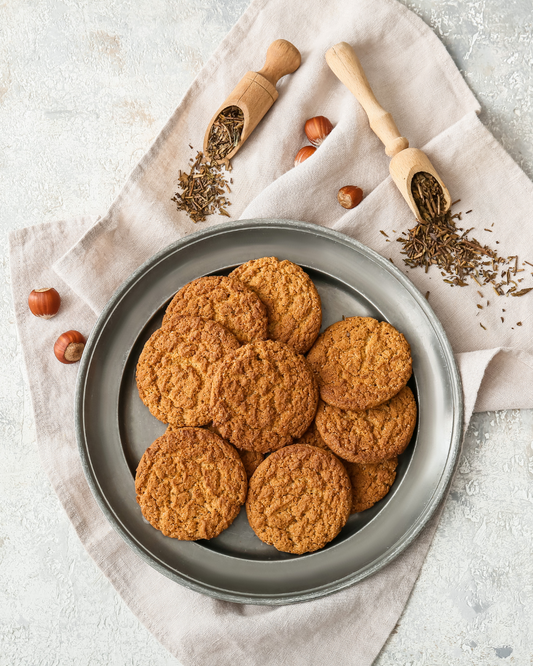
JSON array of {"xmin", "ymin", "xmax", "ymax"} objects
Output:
[
  {"xmin": 511, "ymin": 288, "xmax": 533, "ymax": 297},
  {"xmin": 206, "ymin": 106, "xmax": 244, "ymax": 161},
  {"xmin": 171, "ymin": 151, "xmax": 232, "ymax": 223},
  {"xmin": 397, "ymin": 172, "xmax": 533, "ymax": 300}
]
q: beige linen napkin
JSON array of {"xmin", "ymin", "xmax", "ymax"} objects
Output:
[{"xmin": 9, "ymin": 0, "xmax": 533, "ymax": 664}]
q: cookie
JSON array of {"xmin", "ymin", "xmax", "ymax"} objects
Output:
[
  {"xmin": 306, "ymin": 316, "xmax": 412, "ymax": 410},
  {"xmin": 136, "ymin": 315, "xmax": 240, "ymax": 427},
  {"xmin": 135, "ymin": 427, "xmax": 247, "ymax": 540},
  {"xmin": 315, "ymin": 387, "xmax": 417, "ymax": 463},
  {"xmin": 295, "ymin": 420, "xmax": 331, "ymax": 452},
  {"xmin": 230, "ymin": 257, "xmax": 322, "ymax": 354},
  {"xmin": 205, "ymin": 423, "xmax": 264, "ymax": 478},
  {"xmin": 210, "ymin": 340, "xmax": 319, "ymax": 453},
  {"xmin": 345, "ymin": 457, "xmax": 398, "ymax": 513},
  {"xmin": 238, "ymin": 450, "xmax": 265, "ymax": 479},
  {"xmin": 162, "ymin": 275, "xmax": 268, "ymax": 344},
  {"xmin": 246, "ymin": 444, "xmax": 352, "ymax": 554}
]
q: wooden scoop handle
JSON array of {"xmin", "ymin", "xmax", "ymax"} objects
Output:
[
  {"xmin": 325, "ymin": 42, "xmax": 409, "ymax": 157},
  {"xmin": 257, "ymin": 39, "xmax": 301, "ymax": 87}
]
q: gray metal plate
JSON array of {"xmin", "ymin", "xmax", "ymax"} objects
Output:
[{"xmin": 75, "ymin": 219, "xmax": 463, "ymax": 605}]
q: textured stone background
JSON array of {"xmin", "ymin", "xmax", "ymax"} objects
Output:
[{"xmin": 1, "ymin": 1, "xmax": 532, "ymax": 664}]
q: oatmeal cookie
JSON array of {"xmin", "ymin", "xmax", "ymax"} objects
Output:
[
  {"xmin": 295, "ymin": 420, "xmax": 331, "ymax": 452},
  {"xmin": 210, "ymin": 340, "xmax": 318, "ymax": 453},
  {"xmin": 162, "ymin": 275, "xmax": 268, "ymax": 344},
  {"xmin": 205, "ymin": 423, "xmax": 264, "ymax": 479},
  {"xmin": 136, "ymin": 315, "xmax": 240, "ymax": 427},
  {"xmin": 135, "ymin": 427, "xmax": 247, "ymax": 540},
  {"xmin": 306, "ymin": 316, "xmax": 412, "ymax": 410},
  {"xmin": 315, "ymin": 387, "xmax": 417, "ymax": 463},
  {"xmin": 238, "ymin": 449, "xmax": 265, "ymax": 479},
  {"xmin": 246, "ymin": 444, "xmax": 352, "ymax": 554},
  {"xmin": 230, "ymin": 257, "xmax": 322, "ymax": 354},
  {"xmin": 345, "ymin": 457, "xmax": 398, "ymax": 513}
]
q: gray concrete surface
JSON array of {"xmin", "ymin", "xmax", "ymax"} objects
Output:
[{"xmin": 1, "ymin": 1, "xmax": 532, "ymax": 664}]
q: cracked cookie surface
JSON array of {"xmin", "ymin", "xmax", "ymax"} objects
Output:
[
  {"xmin": 246, "ymin": 444, "xmax": 352, "ymax": 554},
  {"xmin": 230, "ymin": 257, "xmax": 321, "ymax": 354},
  {"xmin": 315, "ymin": 387, "xmax": 417, "ymax": 463},
  {"xmin": 306, "ymin": 316, "xmax": 412, "ymax": 410},
  {"xmin": 205, "ymin": 424, "xmax": 264, "ymax": 479},
  {"xmin": 135, "ymin": 428, "xmax": 247, "ymax": 540},
  {"xmin": 136, "ymin": 315, "xmax": 240, "ymax": 427},
  {"xmin": 210, "ymin": 340, "xmax": 318, "ymax": 453},
  {"xmin": 295, "ymin": 420, "xmax": 331, "ymax": 452},
  {"xmin": 345, "ymin": 457, "xmax": 398, "ymax": 513},
  {"xmin": 162, "ymin": 275, "xmax": 268, "ymax": 344}
]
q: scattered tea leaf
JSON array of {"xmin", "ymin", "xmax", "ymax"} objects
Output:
[
  {"xmin": 396, "ymin": 172, "xmax": 533, "ymax": 304},
  {"xmin": 511, "ymin": 288, "xmax": 533, "ymax": 297},
  {"xmin": 171, "ymin": 151, "xmax": 232, "ymax": 223}
]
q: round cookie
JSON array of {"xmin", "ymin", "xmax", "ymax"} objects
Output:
[
  {"xmin": 295, "ymin": 420, "xmax": 331, "ymax": 452},
  {"xmin": 345, "ymin": 457, "xmax": 398, "ymax": 513},
  {"xmin": 315, "ymin": 387, "xmax": 417, "ymax": 463},
  {"xmin": 135, "ymin": 428, "xmax": 247, "ymax": 540},
  {"xmin": 204, "ymin": 424, "xmax": 265, "ymax": 479},
  {"xmin": 229, "ymin": 256, "xmax": 322, "ymax": 354},
  {"xmin": 162, "ymin": 275, "xmax": 268, "ymax": 344},
  {"xmin": 238, "ymin": 450, "xmax": 265, "ymax": 480},
  {"xmin": 306, "ymin": 316, "xmax": 412, "ymax": 410},
  {"xmin": 136, "ymin": 315, "xmax": 240, "ymax": 428},
  {"xmin": 210, "ymin": 340, "xmax": 319, "ymax": 453},
  {"xmin": 246, "ymin": 444, "xmax": 352, "ymax": 554}
]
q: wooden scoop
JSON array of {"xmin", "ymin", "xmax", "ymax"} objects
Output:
[
  {"xmin": 325, "ymin": 42, "xmax": 451, "ymax": 222},
  {"xmin": 203, "ymin": 39, "xmax": 301, "ymax": 162}
]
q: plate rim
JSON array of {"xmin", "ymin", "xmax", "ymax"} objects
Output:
[{"xmin": 75, "ymin": 218, "xmax": 464, "ymax": 605}]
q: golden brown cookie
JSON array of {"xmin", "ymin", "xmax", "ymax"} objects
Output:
[
  {"xmin": 210, "ymin": 340, "xmax": 319, "ymax": 453},
  {"xmin": 246, "ymin": 444, "xmax": 352, "ymax": 554},
  {"xmin": 204, "ymin": 423, "xmax": 264, "ymax": 478},
  {"xmin": 315, "ymin": 387, "xmax": 417, "ymax": 463},
  {"xmin": 238, "ymin": 450, "xmax": 265, "ymax": 479},
  {"xmin": 306, "ymin": 316, "xmax": 412, "ymax": 410},
  {"xmin": 230, "ymin": 257, "xmax": 322, "ymax": 354},
  {"xmin": 135, "ymin": 428, "xmax": 247, "ymax": 540},
  {"xmin": 295, "ymin": 420, "xmax": 330, "ymax": 452},
  {"xmin": 162, "ymin": 275, "xmax": 268, "ymax": 344},
  {"xmin": 136, "ymin": 315, "xmax": 240, "ymax": 427},
  {"xmin": 345, "ymin": 457, "xmax": 398, "ymax": 513}
]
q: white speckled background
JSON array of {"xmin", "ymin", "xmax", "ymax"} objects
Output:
[{"xmin": 1, "ymin": 1, "xmax": 532, "ymax": 664}]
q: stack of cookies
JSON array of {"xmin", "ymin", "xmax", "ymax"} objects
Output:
[{"xmin": 134, "ymin": 257, "xmax": 416, "ymax": 555}]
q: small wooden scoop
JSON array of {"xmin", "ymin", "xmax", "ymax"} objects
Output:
[
  {"xmin": 203, "ymin": 39, "xmax": 301, "ymax": 163},
  {"xmin": 325, "ymin": 42, "xmax": 451, "ymax": 222}
]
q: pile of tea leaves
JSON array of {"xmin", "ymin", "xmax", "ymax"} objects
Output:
[
  {"xmin": 397, "ymin": 172, "xmax": 532, "ymax": 298},
  {"xmin": 171, "ymin": 151, "xmax": 232, "ymax": 223},
  {"xmin": 206, "ymin": 106, "xmax": 244, "ymax": 161}
]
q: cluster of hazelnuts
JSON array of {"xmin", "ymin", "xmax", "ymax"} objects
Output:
[
  {"xmin": 294, "ymin": 116, "xmax": 364, "ymax": 210},
  {"xmin": 28, "ymin": 288, "xmax": 85, "ymax": 364}
]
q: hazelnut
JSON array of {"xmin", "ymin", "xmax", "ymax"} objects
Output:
[
  {"xmin": 294, "ymin": 146, "xmax": 317, "ymax": 166},
  {"xmin": 304, "ymin": 116, "xmax": 334, "ymax": 146},
  {"xmin": 337, "ymin": 186, "xmax": 363, "ymax": 209},
  {"xmin": 54, "ymin": 330, "xmax": 86, "ymax": 364},
  {"xmin": 28, "ymin": 288, "xmax": 61, "ymax": 319}
]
